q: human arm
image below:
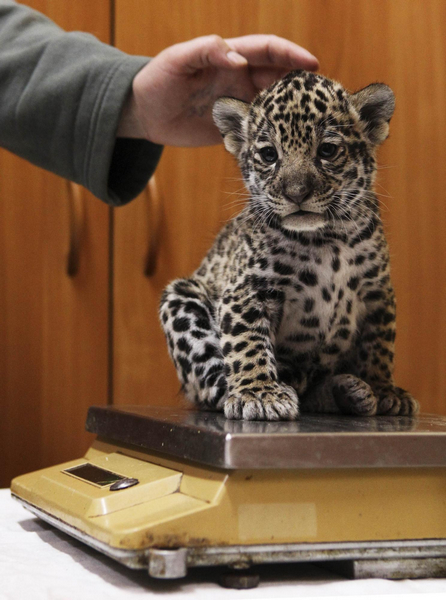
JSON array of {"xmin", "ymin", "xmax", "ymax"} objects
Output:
[{"xmin": 0, "ymin": 0, "xmax": 161, "ymax": 206}]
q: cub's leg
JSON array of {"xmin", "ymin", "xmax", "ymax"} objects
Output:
[
  {"xmin": 354, "ymin": 282, "xmax": 419, "ymax": 416},
  {"xmin": 302, "ymin": 281, "xmax": 419, "ymax": 417},
  {"xmin": 159, "ymin": 278, "xmax": 227, "ymax": 409},
  {"xmin": 218, "ymin": 289, "xmax": 299, "ymax": 421},
  {"xmin": 300, "ymin": 374, "xmax": 378, "ymax": 416},
  {"xmin": 301, "ymin": 373, "xmax": 417, "ymax": 416}
]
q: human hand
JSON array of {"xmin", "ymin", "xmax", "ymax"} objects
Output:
[{"xmin": 117, "ymin": 34, "xmax": 318, "ymax": 146}]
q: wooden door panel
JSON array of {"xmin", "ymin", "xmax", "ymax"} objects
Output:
[
  {"xmin": 114, "ymin": 0, "xmax": 446, "ymax": 414},
  {"xmin": 0, "ymin": 1, "xmax": 111, "ymax": 486}
]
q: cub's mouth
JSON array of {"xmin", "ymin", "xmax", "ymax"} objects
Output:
[
  {"xmin": 281, "ymin": 209, "xmax": 326, "ymax": 232},
  {"xmin": 286, "ymin": 209, "xmax": 315, "ymax": 217}
]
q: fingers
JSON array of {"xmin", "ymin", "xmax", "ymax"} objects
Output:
[
  {"xmin": 160, "ymin": 35, "xmax": 248, "ymax": 74},
  {"xmin": 156, "ymin": 34, "xmax": 317, "ymax": 76},
  {"xmin": 226, "ymin": 34, "xmax": 319, "ymax": 71}
]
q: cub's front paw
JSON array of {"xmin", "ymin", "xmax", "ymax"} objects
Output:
[
  {"xmin": 375, "ymin": 385, "xmax": 419, "ymax": 416},
  {"xmin": 224, "ymin": 384, "xmax": 299, "ymax": 421},
  {"xmin": 332, "ymin": 374, "xmax": 378, "ymax": 416}
]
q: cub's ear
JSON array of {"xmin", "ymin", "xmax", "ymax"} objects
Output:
[
  {"xmin": 350, "ymin": 83, "xmax": 395, "ymax": 145},
  {"xmin": 212, "ymin": 97, "xmax": 250, "ymax": 158}
]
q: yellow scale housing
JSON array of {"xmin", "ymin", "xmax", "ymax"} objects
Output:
[{"xmin": 11, "ymin": 406, "xmax": 446, "ymax": 582}]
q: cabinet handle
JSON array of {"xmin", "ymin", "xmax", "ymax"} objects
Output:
[
  {"xmin": 66, "ymin": 181, "xmax": 84, "ymax": 277},
  {"xmin": 144, "ymin": 176, "xmax": 162, "ymax": 277}
]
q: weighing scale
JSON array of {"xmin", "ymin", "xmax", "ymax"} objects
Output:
[{"xmin": 11, "ymin": 406, "xmax": 446, "ymax": 587}]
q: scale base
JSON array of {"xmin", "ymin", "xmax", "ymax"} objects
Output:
[{"xmin": 11, "ymin": 496, "xmax": 446, "ymax": 584}]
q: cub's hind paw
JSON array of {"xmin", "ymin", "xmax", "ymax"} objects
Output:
[
  {"xmin": 224, "ymin": 384, "xmax": 299, "ymax": 421},
  {"xmin": 375, "ymin": 385, "xmax": 419, "ymax": 416},
  {"xmin": 332, "ymin": 374, "xmax": 377, "ymax": 416}
]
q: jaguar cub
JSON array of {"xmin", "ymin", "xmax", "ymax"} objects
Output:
[{"xmin": 160, "ymin": 70, "xmax": 419, "ymax": 421}]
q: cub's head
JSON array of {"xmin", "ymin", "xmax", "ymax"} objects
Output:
[{"xmin": 213, "ymin": 70, "xmax": 394, "ymax": 233}]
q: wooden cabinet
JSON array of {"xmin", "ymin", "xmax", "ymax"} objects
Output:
[
  {"xmin": 0, "ymin": 1, "xmax": 111, "ymax": 487},
  {"xmin": 1, "ymin": 0, "xmax": 446, "ymax": 486}
]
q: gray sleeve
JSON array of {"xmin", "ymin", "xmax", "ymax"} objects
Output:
[{"xmin": 0, "ymin": 0, "xmax": 163, "ymax": 206}]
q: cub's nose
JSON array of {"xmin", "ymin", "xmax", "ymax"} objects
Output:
[{"xmin": 282, "ymin": 182, "xmax": 313, "ymax": 206}]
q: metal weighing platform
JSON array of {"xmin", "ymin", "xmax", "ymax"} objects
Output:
[{"xmin": 11, "ymin": 406, "xmax": 446, "ymax": 587}]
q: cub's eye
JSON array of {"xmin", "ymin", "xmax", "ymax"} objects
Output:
[
  {"xmin": 317, "ymin": 143, "xmax": 338, "ymax": 159},
  {"xmin": 259, "ymin": 146, "xmax": 278, "ymax": 164}
]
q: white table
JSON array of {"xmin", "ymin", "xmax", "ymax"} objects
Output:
[{"xmin": 1, "ymin": 488, "xmax": 445, "ymax": 600}]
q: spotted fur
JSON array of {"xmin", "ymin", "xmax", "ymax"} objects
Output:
[{"xmin": 160, "ymin": 70, "xmax": 419, "ymax": 420}]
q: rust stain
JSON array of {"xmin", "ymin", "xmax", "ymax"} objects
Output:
[{"xmin": 120, "ymin": 531, "xmax": 225, "ymax": 550}]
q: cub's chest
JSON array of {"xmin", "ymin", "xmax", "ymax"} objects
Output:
[{"xmin": 273, "ymin": 248, "xmax": 366, "ymax": 344}]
